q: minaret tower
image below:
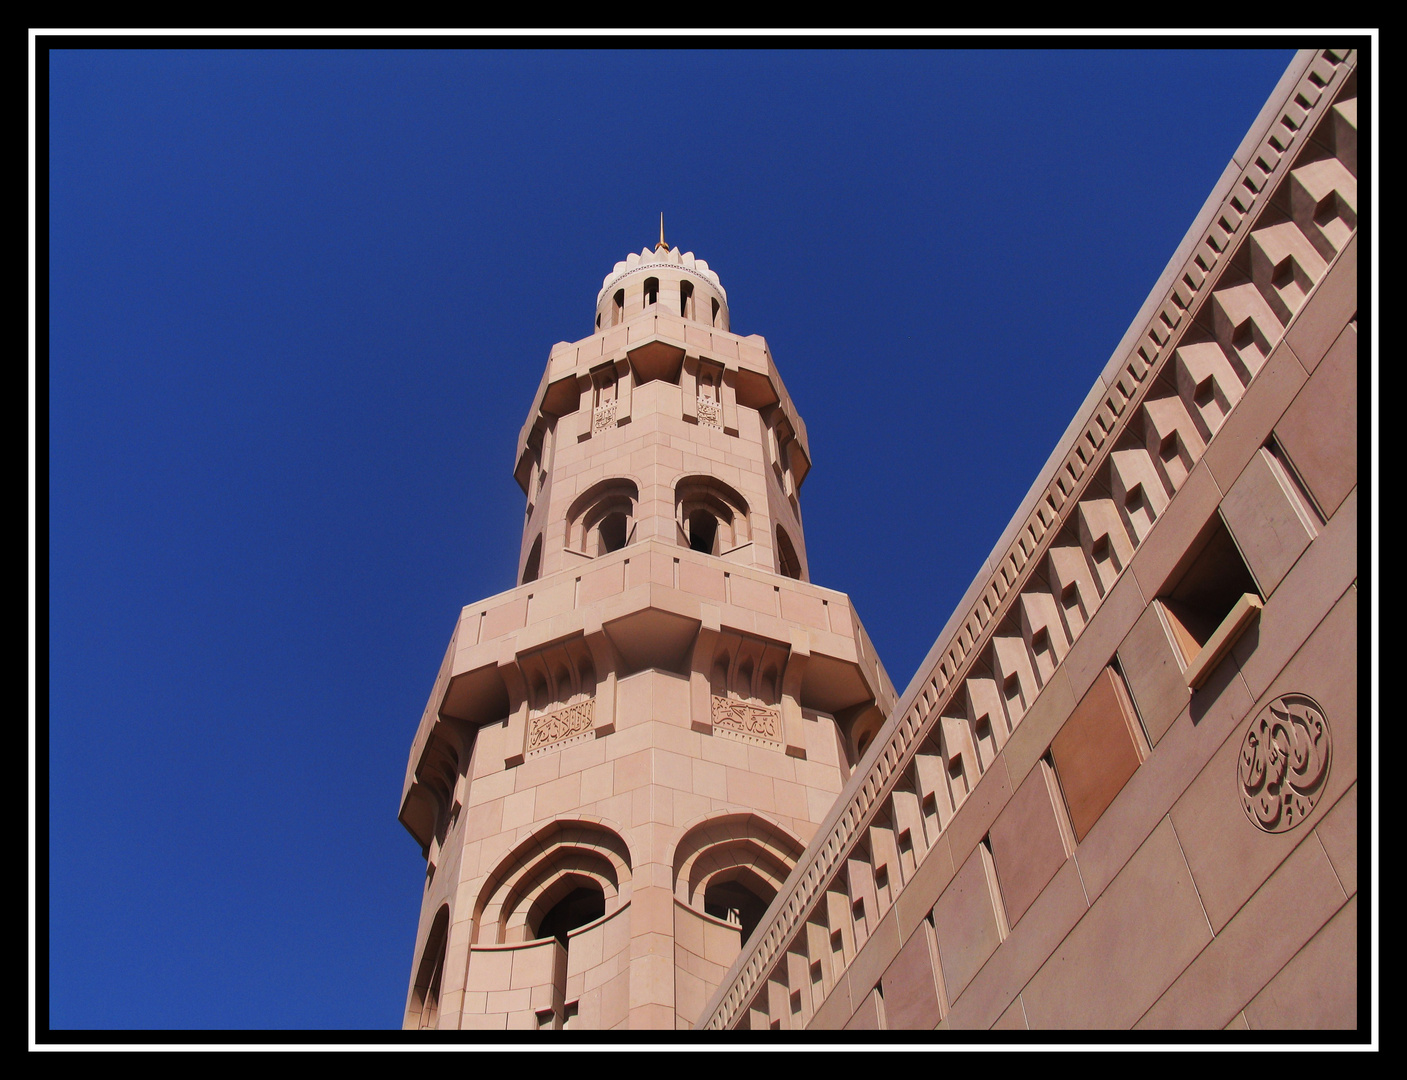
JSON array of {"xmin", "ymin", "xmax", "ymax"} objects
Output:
[{"xmin": 399, "ymin": 229, "xmax": 896, "ymax": 1031}]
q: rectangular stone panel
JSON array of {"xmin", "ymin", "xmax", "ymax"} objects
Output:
[
  {"xmin": 1135, "ymin": 826, "xmax": 1346, "ymax": 1028},
  {"xmin": 1021, "ymin": 817, "xmax": 1211, "ymax": 1029},
  {"xmin": 1243, "ymin": 895, "xmax": 1357, "ymax": 1030},
  {"xmin": 932, "ymin": 842, "xmax": 1008, "ymax": 1004},
  {"xmin": 879, "ymin": 922, "xmax": 944, "ymax": 1029},
  {"xmin": 1285, "ymin": 234, "xmax": 1355, "ymax": 372},
  {"xmin": 1050, "ymin": 667, "xmax": 1147, "ymax": 841},
  {"xmin": 1119, "ymin": 602, "xmax": 1188, "ymax": 746},
  {"xmin": 677, "ymin": 559, "xmax": 725, "ymax": 602},
  {"xmin": 987, "ymin": 760, "xmax": 1073, "ymax": 926},
  {"xmin": 946, "ymin": 856, "xmax": 1087, "ymax": 1031},
  {"xmin": 843, "ymin": 987, "xmax": 884, "ymax": 1030},
  {"xmin": 1219, "ymin": 447, "xmax": 1316, "ymax": 598},
  {"xmin": 1274, "ymin": 322, "xmax": 1357, "ymax": 519},
  {"xmin": 1232, "ymin": 489, "xmax": 1356, "ymax": 701},
  {"xmin": 729, "ymin": 574, "xmax": 777, "ymax": 616}
]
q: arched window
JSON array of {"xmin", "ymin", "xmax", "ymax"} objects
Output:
[
  {"xmin": 711, "ymin": 297, "xmax": 720, "ymax": 326},
  {"xmin": 687, "ymin": 508, "xmax": 718, "ymax": 554},
  {"xmin": 776, "ymin": 526, "xmax": 802, "ymax": 580},
  {"xmin": 704, "ymin": 877, "xmax": 772, "ymax": 943},
  {"xmin": 613, "ymin": 289, "xmax": 625, "ymax": 325},
  {"xmin": 521, "ymin": 534, "xmax": 542, "ymax": 584},
  {"xmin": 598, "ymin": 511, "xmax": 628, "ymax": 555},
  {"xmin": 671, "ymin": 813, "xmax": 805, "ymax": 950},
  {"xmin": 408, "ymin": 905, "xmax": 450, "ymax": 1030},
  {"xmin": 643, "ymin": 277, "xmax": 659, "ymax": 308},
  {"xmin": 534, "ymin": 883, "xmax": 606, "ymax": 946},
  {"xmin": 565, "ymin": 478, "xmax": 639, "ymax": 557},
  {"xmin": 675, "ymin": 476, "xmax": 749, "ymax": 556},
  {"xmin": 679, "ymin": 280, "xmax": 694, "ymax": 319}
]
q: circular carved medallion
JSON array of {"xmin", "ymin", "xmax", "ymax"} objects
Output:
[{"xmin": 1238, "ymin": 693, "xmax": 1331, "ymax": 833}]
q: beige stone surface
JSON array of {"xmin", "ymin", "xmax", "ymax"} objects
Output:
[
  {"xmin": 1021, "ymin": 818, "xmax": 1210, "ymax": 1029},
  {"xmin": 992, "ymin": 996, "xmax": 1028, "ymax": 1030},
  {"xmin": 1243, "ymin": 894, "xmax": 1357, "ymax": 1030},
  {"xmin": 988, "ymin": 761, "xmax": 1073, "ymax": 926},
  {"xmin": 1219, "ymin": 447, "xmax": 1316, "ymax": 597},
  {"xmin": 1274, "ymin": 323, "xmax": 1357, "ymax": 520},
  {"xmin": 946, "ymin": 856, "xmax": 1088, "ymax": 1031},
  {"xmin": 1118, "ymin": 602, "xmax": 1188, "ymax": 746},
  {"xmin": 879, "ymin": 923, "xmax": 944, "ymax": 1030},
  {"xmin": 1315, "ymin": 783, "xmax": 1357, "ymax": 897},
  {"xmin": 1135, "ymin": 827, "xmax": 1347, "ymax": 1028},
  {"xmin": 932, "ymin": 844, "xmax": 1008, "ymax": 1004}
]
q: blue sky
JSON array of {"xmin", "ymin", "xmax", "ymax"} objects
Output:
[{"xmin": 45, "ymin": 45, "xmax": 1300, "ymax": 1031}]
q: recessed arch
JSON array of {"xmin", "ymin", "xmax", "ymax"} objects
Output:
[
  {"xmin": 473, "ymin": 819, "xmax": 632, "ymax": 945},
  {"xmin": 565, "ymin": 477, "xmax": 639, "ymax": 556},
  {"xmin": 407, "ymin": 904, "xmax": 450, "ymax": 1030},
  {"xmin": 675, "ymin": 475, "xmax": 750, "ymax": 555},
  {"xmin": 521, "ymin": 533, "xmax": 542, "ymax": 584},
  {"xmin": 670, "ymin": 812, "xmax": 805, "ymax": 945},
  {"xmin": 776, "ymin": 525, "xmax": 802, "ymax": 580}
]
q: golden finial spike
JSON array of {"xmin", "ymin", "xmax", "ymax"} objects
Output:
[{"xmin": 655, "ymin": 213, "xmax": 669, "ymax": 252}]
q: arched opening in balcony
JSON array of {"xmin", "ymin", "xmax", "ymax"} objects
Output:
[
  {"xmin": 675, "ymin": 476, "xmax": 749, "ymax": 557},
  {"xmin": 565, "ymin": 478, "xmax": 639, "ymax": 558}
]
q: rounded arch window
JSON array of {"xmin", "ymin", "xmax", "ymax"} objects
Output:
[
  {"xmin": 533, "ymin": 882, "xmax": 606, "ymax": 946},
  {"xmin": 675, "ymin": 476, "xmax": 749, "ymax": 556},
  {"xmin": 703, "ymin": 875, "xmax": 773, "ymax": 944},
  {"xmin": 565, "ymin": 478, "xmax": 639, "ymax": 557},
  {"xmin": 672, "ymin": 813, "xmax": 806, "ymax": 949},
  {"xmin": 687, "ymin": 508, "xmax": 718, "ymax": 554},
  {"xmin": 776, "ymin": 525, "xmax": 802, "ymax": 580},
  {"xmin": 521, "ymin": 534, "xmax": 542, "ymax": 584},
  {"xmin": 598, "ymin": 511, "xmax": 628, "ymax": 554}
]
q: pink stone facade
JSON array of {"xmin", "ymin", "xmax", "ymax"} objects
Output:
[
  {"xmin": 699, "ymin": 47, "xmax": 1360, "ymax": 1033},
  {"xmin": 403, "ymin": 48, "xmax": 1360, "ymax": 1034}
]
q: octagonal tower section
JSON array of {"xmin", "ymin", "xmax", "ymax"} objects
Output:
[{"xmin": 399, "ymin": 241, "xmax": 895, "ymax": 1031}]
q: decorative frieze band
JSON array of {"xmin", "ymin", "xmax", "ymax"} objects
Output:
[
  {"xmin": 526, "ymin": 699, "xmax": 595, "ymax": 754},
  {"xmin": 711, "ymin": 695, "xmax": 782, "ymax": 746}
]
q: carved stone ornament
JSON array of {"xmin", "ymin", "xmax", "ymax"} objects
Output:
[
  {"xmin": 711, "ymin": 695, "xmax": 780, "ymax": 743},
  {"xmin": 593, "ymin": 399, "xmax": 617, "ymax": 434},
  {"xmin": 697, "ymin": 396, "xmax": 722, "ymax": 430},
  {"xmin": 1238, "ymin": 693, "xmax": 1331, "ymax": 833},
  {"xmin": 527, "ymin": 699, "xmax": 595, "ymax": 752}
]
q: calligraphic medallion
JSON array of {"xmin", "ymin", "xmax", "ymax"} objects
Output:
[{"xmin": 1238, "ymin": 693, "xmax": 1331, "ymax": 833}]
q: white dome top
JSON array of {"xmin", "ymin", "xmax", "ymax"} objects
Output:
[{"xmin": 596, "ymin": 246, "xmax": 728, "ymax": 307}]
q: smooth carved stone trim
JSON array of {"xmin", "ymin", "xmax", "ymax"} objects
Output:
[
  {"xmin": 1238, "ymin": 693, "xmax": 1331, "ymax": 833},
  {"xmin": 697, "ymin": 395, "xmax": 722, "ymax": 429},
  {"xmin": 593, "ymin": 399, "xmax": 617, "ymax": 433},
  {"xmin": 526, "ymin": 699, "xmax": 595, "ymax": 754},
  {"xmin": 711, "ymin": 695, "xmax": 781, "ymax": 745}
]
